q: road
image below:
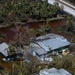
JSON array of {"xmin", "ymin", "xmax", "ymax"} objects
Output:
[{"xmin": 48, "ymin": 0, "xmax": 75, "ymax": 17}]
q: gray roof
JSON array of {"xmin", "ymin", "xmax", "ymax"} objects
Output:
[
  {"xmin": 40, "ymin": 68, "xmax": 72, "ymax": 75},
  {"xmin": 58, "ymin": 69, "xmax": 72, "ymax": 75},
  {"xmin": 31, "ymin": 47, "xmax": 47, "ymax": 55},
  {"xmin": 36, "ymin": 33, "xmax": 70, "ymax": 50},
  {"xmin": 37, "ymin": 38, "xmax": 70, "ymax": 51},
  {"xmin": 31, "ymin": 33, "xmax": 70, "ymax": 55}
]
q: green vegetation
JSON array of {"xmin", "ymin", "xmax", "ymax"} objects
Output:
[
  {"xmin": 0, "ymin": 55, "xmax": 75, "ymax": 75},
  {"xmin": 0, "ymin": 34, "xmax": 6, "ymax": 43},
  {"xmin": 71, "ymin": 36, "xmax": 75, "ymax": 43},
  {"xmin": 8, "ymin": 45, "xmax": 16, "ymax": 56},
  {"xmin": 66, "ymin": 15, "xmax": 74, "ymax": 32},
  {"xmin": 0, "ymin": 0, "xmax": 75, "ymax": 75},
  {"xmin": 57, "ymin": 27, "xmax": 63, "ymax": 33},
  {"xmin": 0, "ymin": 34, "xmax": 6, "ymax": 38},
  {"xmin": 31, "ymin": 19, "xmax": 50, "ymax": 37},
  {"xmin": 0, "ymin": 0, "xmax": 59, "ymax": 26}
]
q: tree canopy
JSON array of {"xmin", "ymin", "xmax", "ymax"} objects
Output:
[{"xmin": 0, "ymin": 0, "xmax": 59, "ymax": 26}]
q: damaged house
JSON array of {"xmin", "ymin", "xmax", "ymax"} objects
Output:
[
  {"xmin": 29, "ymin": 33, "xmax": 70, "ymax": 61},
  {"xmin": 0, "ymin": 42, "xmax": 23, "ymax": 61}
]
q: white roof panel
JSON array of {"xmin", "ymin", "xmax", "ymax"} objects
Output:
[
  {"xmin": 0, "ymin": 43, "xmax": 8, "ymax": 51},
  {"xmin": 31, "ymin": 47, "xmax": 47, "ymax": 55},
  {"xmin": 58, "ymin": 69, "xmax": 72, "ymax": 75},
  {"xmin": 0, "ymin": 43, "xmax": 8, "ymax": 56},
  {"xmin": 37, "ymin": 37, "xmax": 70, "ymax": 51},
  {"xmin": 42, "ymin": 38, "xmax": 70, "ymax": 50},
  {"xmin": 37, "ymin": 42, "xmax": 50, "ymax": 52},
  {"xmin": 40, "ymin": 68, "xmax": 72, "ymax": 75},
  {"xmin": 0, "ymin": 49, "xmax": 8, "ymax": 57}
]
